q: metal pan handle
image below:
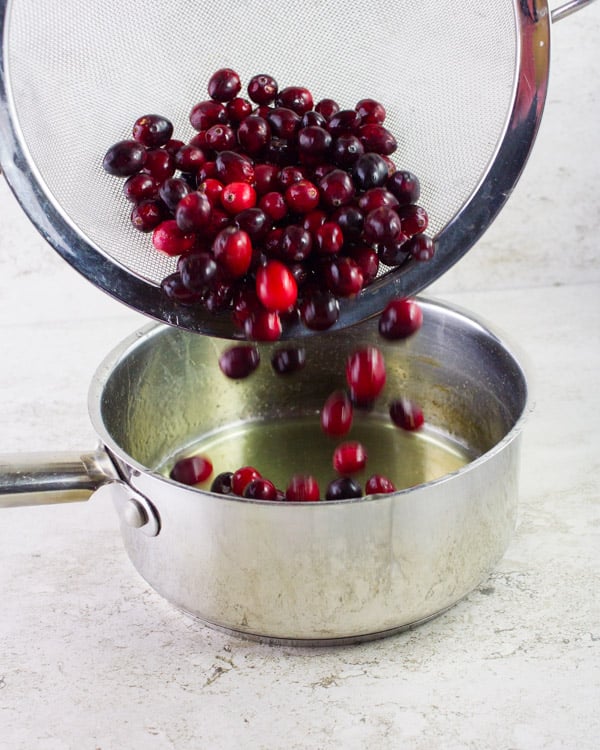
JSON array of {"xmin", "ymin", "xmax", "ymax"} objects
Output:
[{"xmin": 552, "ymin": 0, "xmax": 597, "ymax": 22}]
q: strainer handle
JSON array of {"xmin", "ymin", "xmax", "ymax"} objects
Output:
[
  {"xmin": 0, "ymin": 449, "xmax": 117, "ymax": 507},
  {"xmin": 552, "ymin": 0, "xmax": 597, "ymax": 22}
]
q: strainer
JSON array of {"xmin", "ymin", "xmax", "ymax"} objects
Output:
[{"xmin": 0, "ymin": 0, "xmax": 594, "ymax": 338}]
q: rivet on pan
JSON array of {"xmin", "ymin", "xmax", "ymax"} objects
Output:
[{"xmin": 122, "ymin": 498, "xmax": 148, "ymax": 529}]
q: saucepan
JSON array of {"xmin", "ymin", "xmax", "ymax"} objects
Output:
[{"xmin": 0, "ymin": 298, "xmax": 530, "ymax": 644}]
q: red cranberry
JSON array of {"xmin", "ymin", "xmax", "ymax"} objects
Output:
[
  {"xmin": 244, "ymin": 310, "xmax": 283, "ymax": 341},
  {"xmin": 208, "ymin": 68, "xmax": 241, "ymax": 102},
  {"xmin": 315, "ymin": 222, "xmax": 344, "ymax": 255},
  {"xmin": 266, "ymin": 107, "xmax": 302, "ymax": 139},
  {"xmin": 365, "ymin": 474, "xmax": 396, "ymax": 494},
  {"xmin": 210, "ymin": 471, "xmax": 234, "ymax": 495},
  {"xmin": 387, "ymin": 170, "xmax": 421, "ymax": 205},
  {"xmin": 254, "ymin": 163, "xmax": 280, "ymax": 195},
  {"xmin": 279, "ymin": 225, "xmax": 313, "ymax": 262},
  {"xmin": 302, "ymin": 208, "xmax": 328, "ymax": 236},
  {"xmin": 164, "ymin": 138, "xmax": 185, "ymax": 156},
  {"xmin": 379, "ymin": 298, "xmax": 423, "ymax": 340},
  {"xmin": 357, "ymin": 123, "xmax": 397, "ymax": 155},
  {"xmin": 312, "ymin": 163, "xmax": 336, "ymax": 182},
  {"xmin": 271, "ymin": 347, "xmax": 306, "ymax": 375},
  {"xmin": 132, "ymin": 114, "xmax": 174, "ymax": 148},
  {"xmin": 363, "ymin": 206, "xmax": 403, "ymax": 244},
  {"xmin": 179, "ymin": 251, "xmax": 217, "ymax": 292},
  {"xmin": 346, "ymin": 346, "xmax": 386, "ymax": 402},
  {"xmin": 315, "ymin": 98, "xmax": 340, "ymax": 120},
  {"xmin": 297, "ymin": 126, "xmax": 332, "ymax": 165},
  {"xmin": 152, "ymin": 220, "xmax": 195, "ymax": 256},
  {"xmin": 221, "ymin": 182, "xmax": 257, "ymax": 215},
  {"xmin": 256, "ymin": 260, "xmax": 298, "ymax": 312},
  {"xmin": 286, "ymin": 474, "xmax": 320, "ymax": 501},
  {"xmin": 328, "ymin": 109, "xmax": 363, "ymax": 136},
  {"xmin": 347, "ymin": 244, "xmax": 379, "ymax": 285},
  {"xmin": 189, "ymin": 99, "xmax": 227, "ymax": 131},
  {"xmin": 355, "ymin": 99, "xmax": 386, "ymax": 125},
  {"xmin": 123, "ymin": 173, "xmax": 159, "ymax": 203},
  {"xmin": 199, "ymin": 177, "xmax": 224, "ymax": 206},
  {"xmin": 243, "ymin": 477, "xmax": 278, "ymax": 500},
  {"xmin": 321, "ymin": 390, "xmax": 353, "ymax": 436},
  {"xmin": 325, "ymin": 477, "xmax": 362, "ymax": 500},
  {"xmin": 405, "ymin": 234, "xmax": 435, "ymax": 262},
  {"xmin": 205, "ymin": 123, "xmax": 236, "ymax": 151},
  {"xmin": 103, "ymin": 140, "xmax": 147, "ymax": 176},
  {"xmin": 197, "ymin": 160, "xmax": 217, "ymax": 183},
  {"xmin": 219, "ymin": 345, "xmax": 260, "ymax": 379},
  {"xmin": 215, "ymin": 150, "xmax": 255, "ymax": 184},
  {"xmin": 324, "ymin": 257, "xmax": 364, "ymax": 297},
  {"xmin": 161, "ymin": 272, "xmax": 203, "ymax": 305},
  {"xmin": 331, "ymin": 134, "xmax": 364, "ymax": 168},
  {"xmin": 278, "ymin": 166, "xmax": 306, "ymax": 189},
  {"xmin": 397, "ymin": 204, "xmax": 429, "ymax": 236},
  {"xmin": 276, "ymin": 86, "xmax": 314, "ymax": 115},
  {"xmin": 227, "ymin": 97, "xmax": 253, "ymax": 122},
  {"xmin": 247, "ymin": 74, "xmax": 278, "ymax": 104},
  {"xmin": 170, "ymin": 455, "xmax": 213, "ymax": 485},
  {"xmin": 212, "ymin": 226, "xmax": 253, "ymax": 278},
  {"xmin": 285, "ymin": 180, "xmax": 320, "ymax": 213},
  {"xmin": 175, "ymin": 191, "xmax": 212, "ymax": 232},
  {"xmin": 301, "ymin": 291, "xmax": 340, "ymax": 330},
  {"xmin": 174, "ymin": 144, "xmax": 206, "ymax": 174},
  {"xmin": 357, "ymin": 188, "xmax": 399, "ymax": 213},
  {"xmin": 232, "ymin": 466, "xmax": 262, "ymax": 495},
  {"xmin": 333, "ymin": 441, "xmax": 367, "ymax": 475},
  {"xmin": 131, "ymin": 200, "xmax": 164, "ymax": 232},
  {"xmin": 318, "ymin": 169, "xmax": 355, "ymax": 209},
  {"xmin": 259, "ymin": 191, "xmax": 288, "ymax": 222},
  {"xmin": 237, "ymin": 115, "xmax": 271, "ymax": 155},
  {"xmin": 389, "ymin": 398, "xmax": 425, "ymax": 431}
]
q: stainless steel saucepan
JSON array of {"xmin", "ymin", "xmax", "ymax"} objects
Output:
[{"xmin": 0, "ymin": 299, "xmax": 530, "ymax": 644}]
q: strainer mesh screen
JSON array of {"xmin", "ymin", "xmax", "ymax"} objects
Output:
[{"xmin": 5, "ymin": 0, "xmax": 517, "ymax": 284}]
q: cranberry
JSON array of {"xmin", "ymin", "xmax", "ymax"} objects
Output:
[
  {"xmin": 377, "ymin": 235, "xmax": 410, "ymax": 266},
  {"xmin": 237, "ymin": 115, "xmax": 271, "ymax": 155},
  {"xmin": 131, "ymin": 114, "xmax": 173, "ymax": 148},
  {"xmin": 215, "ymin": 151, "xmax": 255, "ymax": 184},
  {"xmin": 227, "ymin": 97, "xmax": 253, "ymax": 122},
  {"xmin": 301, "ymin": 291, "xmax": 339, "ymax": 330},
  {"xmin": 212, "ymin": 226, "xmax": 253, "ymax": 278},
  {"xmin": 208, "ymin": 68, "xmax": 241, "ymax": 102},
  {"xmin": 243, "ymin": 477, "xmax": 278, "ymax": 500},
  {"xmin": 219, "ymin": 345, "xmax": 260, "ymax": 379},
  {"xmin": 312, "ymin": 163, "xmax": 336, "ymax": 182},
  {"xmin": 142, "ymin": 148, "xmax": 175, "ymax": 182},
  {"xmin": 333, "ymin": 441, "xmax": 367, "ymax": 475},
  {"xmin": 266, "ymin": 107, "xmax": 302, "ymax": 139},
  {"xmin": 331, "ymin": 205, "xmax": 363, "ymax": 240},
  {"xmin": 179, "ymin": 251, "xmax": 217, "ymax": 292},
  {"xmin": 131, "ymin": 200, "xmax": 164, "ymax": 232},
  {"xmin": 254, "ymin": 163, "xmax": 280, "ymax": 195},
  {"xmin": 379, "ymin": 298, "xmax": 422, "ymax": 340},
  {"xmin": 152, "ymin": 220, "xmax": 195, "ymax": 256},
  {"xmin": 244, "ymin": 310, "xmax": 282, "ymax": 341},
  {"xmin": 301, "ymin": 111, "xmax": 327, "ymax": 128},
  {"xmin": 325, "ymin": 477, "xmax": 362, "ymax": 500},
  {"xmin": 170, "ymin": 455, "xmax": 213, "ymax": 485},
  {"xmin": 189, "ymin": 99, "xmax": 227, "ymax": 131},
  {"xmin": 302, "ymin": 208, "xmax": 328, "ymax": 236},
  {"xmin": 355, "ymin": 99, "xmax": 386, "ymax": 125},
  {"xmin": 235, "ymin": 207, "xmax": 270, "ymax": 241},
  {"xmin": 406, "ymin": 233, "xmax": 435, "ymax": 262},
  {"xmin": 205, "ymin": 123, "xmax": 236, "ymax": 151},
  {"xmin": 365, "ymin": 474, "xmax": 396, "ymax": 495},
  {"xmin": 324, "ymin": 257, "xmax": 364, "ymax": 297},
  {"xmin": 276, "ymin": 86, "xmax": 314, "ymax": 115},
  {"xmin": 103, "ymin": 140, "xmax": 147, "ymax": 176},
  {"xmin": 232, "ymin": 466, "xmax": 262, "ymax": 495},
  {"xmin": 278, "ymin": 166, "xmax": 306, "ymax": 189},
  {"xmin": 279, "ymin": 225, "xmax": 313, "ymax": 262},
  {"xmin": 347, "ymin": 244, "xmax": 379, "ymax": 284},
  {"xmin": 256, "ymin": 260, "xmax": 298, "ymax": 312},
  {"xmin": 161, "ymin": 272, "xmax": 203, "ymax": 305},
  {"xmin": 271, "ymin": 347, "xmax": 306, "ymax": 375},
  {"xmin": 247, "ymin": 73, "xmax": 278, "ymax": 104},
  {"xmin": 297, "ymin": 126, "xmax": 332, "ymax": 165},
  {"xmin": 363, "ymin": 206, "xmax": 403, "ymax": 244},
  {"xmin": 285, "ymin": 474, "xmax": 320, "ymax": 501},
  {"xmin": 175, "ymin": 191, "xmax": 212, "ymax": 232},
  {"xmin": 387, "ymin": 170, "xmax": 420, "ymax": 205},
  {"xmin": 397, "ymin": 204, "xmax": 429, "ymax": 236},
  {"xmin": 318, "ymin": 169, "xmax": 355, "ymax": 209},
  {"xmin": 389, "ymin": 397, "xmax": 425, "ymax": 431},
  {"xmin": 164, "ymin": 138, "xmax": 185, "ymax": 157},
  {"xmin": 259, "ymin": 191, "xmax": 288, "ymax": 222},
  {"xmin": 157, "ymin": 177, "xmax": 188, "ymax": 212},
  {"xmin": 221, "ymin": 182, "xmax": 257, "ymax": 215},
  {"xmin": 315, "ymin": 98, "xmax": 340, "ymax": 120},
  {"xmin": 203, "ymin": 279, "xmax": 234, "ymax": 312},
  {"xmin": 285, "ymin": 180, "xmax": 320, "ymax": 214},
  {"xmin": 346, "ymin": 346, "xmax": 386, "ymax": 403},
  {"xmin": 357, "ymin": 188, "xmax": 399, "ymax": 213},
  {"xmin": 328, "ymin": 109, "xmax": 362, "ymax": 136},
  {"xmin": 331, "ymin": 134, "xmax": 364, "ymax": 168},
  {"xmin": 357, "ymin": 123, "xmax": 397, "ymax": 155},
  {"xmin": 321, "ymin": 390, "xmax": 353, "ymax": 436},
  {"xmin": 210, "ymin": 471, "xmax": 234, "ymax": 495},
  {"xmin": 123, "ymin": 173, "xmax": 159, "ymax": 202},
  {"xmin": 174, "ymin": 144, "xmax": 206, "ymax": 174},
  {"xmin": 199, "ymin": 177, "xmax": 224, "ymax": 206},
  {"xmin": 315, "ymin": 222, "xmax": 343, "ymax": 255}
]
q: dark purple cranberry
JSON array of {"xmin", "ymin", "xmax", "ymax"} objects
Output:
[
  {"xmin": 161, "ymin": 272, "xmax": 203, "ymax": 305},
  {"xmin": 227, "ymin": 97, "xmax": 253, "ymax": 122},
  {"xmin": 247, "ymin": 74, "xmax": 278, "ymax": 104},
  {"xmin": 318, "ymin": 169, "xmax": 355, "ymax": 209},
  {"xmin": 235, "ymin": 207, "xmax": 271, "ymax": 242},
  {"xmin": 215, "ymin": 151, "xmax": 255, "ymax": 184},
  {"xmin": 164, "ymin": 138, "xmax": 185, "ymax": 156},
  {"xmin": 237, "ymin": 115, "xmax": 271, "ymax": 156},
  {"xmin": 297, "ymin": 126, "xmax": 332, "ymax": 165},
  {"xmin": 254, "ymin": 163, "xmax": 280, "ymax": 195},
  {"xmin": 353, "ymin": 152, "xmax": 389, "ymax": 190},
  {"xmin": 174, "ymin": 144, "xmax": 206, "ymax": 174},
  {"xmin": 132, "ymin": 114, "xmax": 174, "ymax": 148},
  {"xmin": 243, "ymin": 477, "xmax": 278, "ymax": 500},
  {"xmin": 355, "ymin": 99, "xmax": 386, "ymax": 125},
  {"xmin": 389, "ymin": 397, "xmax": 425, "ymax": 431},
  {"xmin": 363, "ymin": 206, "xmax": 403, "ymax": 244},
  {"xmin": 210, "ymin": 471, "xmax": 234, "ymax": 495},
  {"xmin": 278, "ymin": 166, "xmax": 306, "ymax": 189},
  {"xmin": 301, "ymin": 290, "xmax": 340, "ymax": 330},
  {"xmin": 325, "ymin": 477, "xmax": 362, "ymax": 501},
  {"xmin": 331, "ymin": 134, "xmax": 365, "ymax": 168},
  {"xmin": 266, "ymin": 107, "xmax": 302, "ymax": 140},
  {"xmin": 205, "ymin": 123, "xmax": 236, "ymax": 151},
  {"xmin": 175, "ymin": 191, "xmax": 212, "ymax": 232},
  {"xmin": 301, "ymin": 110, "xmax": 327, "ymax": 128},
  {"xmin": 203, "ymin": 279, "xmax": 234, "ymax": 313},
  {"xmin": 244, "ymin": 310, "xmax": 282, "ymax": 342},
  {"xmin": 208, "ymin": 68, "xmax": 241, "ymax": 102},
  {"xmin": 405, "ymin": 233, "xmax": 435, "ymax": 262},
  {"xmin": 276, "ymin": 86, "xmax": 314, "ymax": 115},
  {"xmin": 357, "ymin": 124, "xmax": 397, "ymax": 155},
  {"xmin": 311, "ymin": 163, "xmax": 336, "ymax": 182},
  {"xmin": 279, "ymin": 225, "xmax": 313, "ymax": 262},
  {"xmin": 265, "ymin": 137, "xmax": 298, "ymax": 167},
  {"xmin": 387, "ymin": 170, "xmax": 421, "ymax": 205},
  {"xmin": 331, "ymin": 205, "xmax": 364, "ymax": 240},
  {"xmin": 315, "ymin": 99, "xmax": 340, "ymax": 119},
  {"xmin": 103, "ymin": 140, "xmax": 147, "ymax": 176},
  {"xmin": 397, "ymin": 204, "xmax": 429, "ymax": 237},
  {"xmin": 123, "ymin": 173, "xmax": 159, "ymax": 202},
  {"xmin": 347, "ymin": 244, "xmax": 379, "ymax": 285},
  {"xmin": 130, "ymin": 200, "xmax": 164, "ymax": 232},
  {"xmin": 189, "ymin": 100, "xmax": 228, "ymax": 131},
  {"xmin": 179, "ymin": 251, "xmax": 217, "ymax": 292},
  {"xmin": 302, "ymin": 208, "xmax": 328, "ymax": 235},
  {"xmin": 357, "ymin": 188, "xmax": 399, "ymax": 214},
  {"xmin": 328, "ymin": 109, "xmax": 363, "ymax": 136},
  {"xmin": 377, "ymin": 235, "xmax": 410, "ymax": 267},
  {"xmin": 142, "ymin": 149, "xmax": 175, "ymax": 182},
  {"xmin": 219, "ymin": 345, "xmax": 260, "ymax": 379},
  {"xmin": 324, "ymin": 257, "xmax": 364, "ymax": 297},
  {"xmin": 271, "ymin": 347, "xmax": 307, "ymax": 375},
  {"xmin": 379, "ymin": 298, "xmax": 423, "ymax": 340},
  {"xmin": 159, "ymin": 177, "xmax": 191, "ymax": 212}
]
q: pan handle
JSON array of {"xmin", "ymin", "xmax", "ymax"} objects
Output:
[
  {"xmin": 551, "ymin": 0, "xmax": 597, "ymax": 22},
  {"xmin": 0, "ymin": 449, "xmax": 118, "ymax": 508}
]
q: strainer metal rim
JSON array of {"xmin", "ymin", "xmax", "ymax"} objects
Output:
[{"xmin": 0, "ymin": 0, "xmax": 550, "ymax": 339}]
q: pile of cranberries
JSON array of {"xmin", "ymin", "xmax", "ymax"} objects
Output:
[{"xmin": 103, "ymin": 68, "xmax": 435, "ymax": 342}]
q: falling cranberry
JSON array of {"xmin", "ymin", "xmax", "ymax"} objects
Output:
[
  {"xmin": 346, "ymin": 347, "xmax": 386, "ymax": 403},
  {"xmin": 210, "ymin": 472, "xmax": 234, "ymax": 495},
  {"xmin": 103, "ymin": 140, "xmax": 147, "ymax": 176},
  {"xmin": 170, "ymin": 455, "xmax": 213, "ymax": 485},
  {"xmin": 285, "ymin": 474, "xmax": 320, "ymax": 501},
  {"xmin": 159, "ymin": 177, "xmax": 191, "ymax": 211},
  {"xmin": 271, "ymin": 347, "xmax": 306, "ymax": 375},
  {"xmin": 325, "ymin": 477, "xmax": 362, "ymax": 500},
  {"xmin": 333, "ymin": 441, "xmax": 367, "ymax": 474},
  {"xmin": 232, "ymin": 466, "xmax": 262, "ymax": 496},
  {"xmin": 227, "ymin": 97, "xmax": 253, "ymax": 122},
  {"xmin": 208, "ymin": 68, "xmax": 242, "ymax": 102},
  {"xmin": 218, "ymin": 345, "xmax": 260, "ymax": 379},
  {"xmin": 365, "ymin": 475, "xmax": 396, "ymax": 495},
  {"xmin": 301, "ymin": 291, "xmax": 340, "ymax": 331},
  {"xmin": 243, "ymin": 477, "xmax": 278, "ymax": 500},
  {"xmin": 378, "ymin": 298, "xmax": 423, "ymax": 340},
  {"xmin": 389, "ymin": 397, "xmax": 425, "ymax": 431},
  {"xmin": 321, "ymin": 390, "xmax": 353, "ymax": 437}
]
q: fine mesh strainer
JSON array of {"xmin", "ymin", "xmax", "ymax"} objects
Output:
[{"xmin": 0, "ymin": 0, "xmax": 594, "ymax": 338}]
